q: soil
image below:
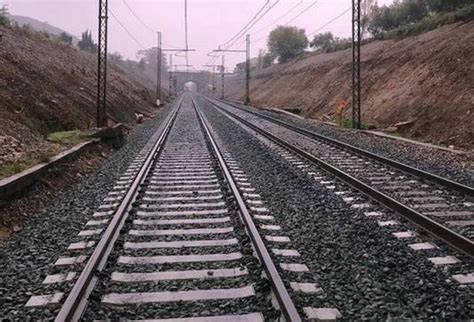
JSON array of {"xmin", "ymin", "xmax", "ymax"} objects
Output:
[
  {"xmin": 224, "ymin": 21, "xmax": 474, "ymax": 150},
  {"xmin": 0, "ymin": 25, "xmax": 157, "ymax": 167},
  {"xmin": 0, "ymin": 142, "xmax": 112, "ymax": 241}
]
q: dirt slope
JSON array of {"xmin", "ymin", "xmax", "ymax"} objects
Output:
[
  {"xmin": 0, "ymin": 25, "xmax": 156, "ymax": 165},
  {"xmin": 225, "ymin": 21, "xmax": 474, "ymax": 150}
]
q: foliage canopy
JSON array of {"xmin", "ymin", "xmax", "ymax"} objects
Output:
[{"xmin": 267, "ymin": 26, "xmax": 308, "ymax": 63}]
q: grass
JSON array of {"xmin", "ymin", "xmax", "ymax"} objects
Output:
[
  {"xmin": 0, "ymin": 147, "xmax": 61, "ymax": 179},
  {"xmin": 0, "ymin": 160, "xmax": 33, "ymax": 179},
  {"xmin": 47, "ymin": 130, "xmax": 83, "ymax": 145},
  {"xmin": 340, "ymin": 117, "xmax": 369, "ymax": 130}
]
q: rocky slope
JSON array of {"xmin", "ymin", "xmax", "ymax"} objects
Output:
[
  {"xmin": 0, "ymin": 25, "xmax": 156, "ymax": 165},
  {"xmin": 225, "ymin": 21, "xmax": 474, "ymax": 150}
]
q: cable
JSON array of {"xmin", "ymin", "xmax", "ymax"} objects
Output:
[
  {"xmin": 251, "ymin": 0, "xmax": 303, "ymax": 35},
  {"xmin": 220, "ymin": 0, "xmax": 270, "ymax": 48},
  {"xmin": 184, "ymin": 0, "xmax": 189, "ymax": 72},
  {"xmin": 285, "ymin": 0, "xmax": 319, "ymax": 25},
  {"xmin": 121, "ymin": 0, "xmax": 155, "ymax": 33},
  {"xmin": 109, "ymin": 8, "xmax": 146, "ymax": 49},
  {"xmin": 225, "ymin": 0, "xmax": 280, "ymax": 49},
  {"xmin": 308, "ymin": 7, "xmax": 351, "ymax": 37}
]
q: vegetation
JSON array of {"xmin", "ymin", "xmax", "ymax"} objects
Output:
[
  {"xmin": 0, "ymin": 148, "xmax": 59, "ymax": 179},
  {"xmin": 58, "ymin": 31, "xmax": 72, "ymax": 45},
  {"xmin": 340, "ymin": 117, "xmax": 369, "ymax": 130},
  {"xmin": 309, "ymin": 32, "xmax": 352, "ymax": 53},
  {"xmin": 262, "ymin": 52, "xmax": 275, "ymax": 68},
  {"xmin": 78, "ymin": 30, "xmax": 97, "ymax": 53},
  {"xmin": 47, "ymin": 130, "xmax": 83, "ymax": 145},
  {"xmin": 267, "ymin": 26, "xmax": 308, "ymax": 63},
  {"xmin": 369, "ymin": 0, "xmax": 474, "ymax": 37},
  {"xmin": 0, "ymin": 5, "xmax": 9, "ymax": 27}
]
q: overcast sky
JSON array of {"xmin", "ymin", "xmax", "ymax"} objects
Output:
[{"xmin": 5, "ymin": 0, "xmax": 394, "ymax": 71}]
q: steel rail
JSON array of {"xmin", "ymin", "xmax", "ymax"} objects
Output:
[
  {"xmin": 191, "ymin": 96, "xmax": 302, "ymax": 321},
  {"xmin": 207, "ymin": 99, "xmax": 474, "ymax": 260},
  {"xmin": 213, "ymin": 98, "xmax": 474, "ymax": 198},
  {"xmin": 55, "ymin": 96, "xmax": 184, "ymax": 321}
]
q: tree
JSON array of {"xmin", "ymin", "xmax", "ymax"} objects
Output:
[
  {"xmin": 262, "ymin": 52, "xmax": 275, "ymax": 68},
  {"xmin": 78, "ymin": 30, "xmax": 97, "ymax": 53},
  {"xmin": 136, "ymin": 47, "xmax": 167, "ymax": 73},
  {"xmin": 267, "ymin": 26, "xmax": 308, "ymax": 63},
  {"xmin": 310, "ymin": 32, "xmax": 334, "ymax": 51},
  {"xmin": 59, "ymin": 32, "xmax": 72, "ymax": 45},
  {"xmin": 0, "ymin": 4, "xmax": 10, "ymax": 27},
  {"xmin": 109, "ymin": 52, "xmax": 123, "ymax": 64},
  {"xmin": 361, "ymin": 0, "xmax": 379, "ymax": 38}
]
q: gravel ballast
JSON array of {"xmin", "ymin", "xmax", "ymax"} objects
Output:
[
  {"xmin": 0, "ymin": 105, "xmax": 173, "ymax": 319},
  {"xmin": 199, "ymin": 96, "xmax": 474, "ymax": 320},
  {"xmin": 81, "ymin": 97, "xmax": 277, "ymax": 320},
  {"xmin": 226, "ymin": 100, "xmax": 474, "ymax": 187}
]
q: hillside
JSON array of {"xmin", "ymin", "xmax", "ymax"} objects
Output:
[
  {"xmin": 225, "ymin": 21, "xmax": 474, "ymax": 150},
  {"xmin": 9, "ymin": 15, "xmax": 80, "ymax": 44},
  {"xmin": 0, "ymin": 24, "xmax": 156, "ymax": 166}
]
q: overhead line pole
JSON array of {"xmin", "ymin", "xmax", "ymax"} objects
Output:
[
  {"xmin": 352, "ymin": 0, "xmax": 361, "ymax": 129},
  {"xmin": 211, "ymin": 34, "xmax": 251, "ymax": 105},
  {"xmin": 221, "ymin": 55, "xmax": 225, "ymax": 99},
  {"xmin": 157, "ymin": 31, "xmax": 162, "ymax": 106},
  {"xmin": 169, "ymin": 54, "xmax": 173, "ymax": 100},
  {"xmin": 245, "ymin": 34, "xmax": 250, "ymax": 105},
  {"xmin": 97, "ymin": 0, "xmax": 108, "ymax": 127},
  {"xmin": 157, "ymin": 47, "xmax": 195, "ymax": 102}
]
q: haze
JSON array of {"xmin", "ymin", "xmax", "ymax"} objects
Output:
[{"xmin": 5, "ymin": 0, "xmax": 394, "ymax": 71}]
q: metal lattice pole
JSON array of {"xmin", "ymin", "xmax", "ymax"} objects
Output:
[
  {"xmin": 169, "ymin": 54, "xmax": 173, "ymax": 100},
  {"xmin": 245, "ymin": 34, "xmax": 250, "ymax": 105},
  {"xmin": 157, "ymin": 32, "xmax": 162, "ymax": 106},
  {"xmin": 221, "ymin": 55, "xmax": 225, "ymax": 99},
  {"xmin": 97, "ymin": 0, "xmax": 108, "ymax": 127},
  {"xmin": 352, "ymin": 0, "xmax": 361, "ymax": 129}
]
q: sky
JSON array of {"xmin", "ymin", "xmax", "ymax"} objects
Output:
[{"xmin": 4, "ymin": 0, "xmax": 394, "ymax": 72}]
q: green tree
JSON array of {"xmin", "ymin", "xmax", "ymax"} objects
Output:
[
  {"xmin": 78, "ymin": 30, "xmax": 97, "ymax": 53},
  {"xmin": 0, "ymin": 5, "xmax": 10, "ymax": 27},
  {"xmin": 309, "ymin": 32, "xmax": 334, "ymax": 51},
  {"xmin": 59, "ymin": 32, "xmax": 72, "ymax": 45},
  {"xmin": 136, "ymin": 47, "xmax": 168, "ymax": 73},
  {"xmin": 267, "ymin": 26, "xmax": 308, "ymax": 63},
  {"xmin": 262, "ymin": 52, "xmax": 275, "ymax": 68},
  {"xmin": 109, "ymin": 52, "xmax": 123, "ymax": 64}
]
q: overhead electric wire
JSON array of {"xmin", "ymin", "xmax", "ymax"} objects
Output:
[
  {"xmin": 285, "ymin": 0, "xmax": 319, "ymax": 25},
  {"xmin": 184, "ymin": 0, "xmax": 189, "ymax": 72},
  {"xmin": 220, "ymin": 0, "xmax": 270, "ymax": 48},
  {"xmin": 109, "ymin": 8, "xmax": 147, "ymax": 49},
  {"xmin": 121, "ymin": 0, "xmax": 155, "ymax": 33},
  {"xmin": 251, "ymin": 0, "xmax": 303, "ymax": 35},
  {"xmin": 308, "ymin": 7, "xmax": 351, "ymax": 36},
  {"xmin": 121, "ymin": 0, "xmax": 180, "ymax": 48},
  {"xmin": 224, "ymin": 0, "xmax": 280, "ymax": 49}
]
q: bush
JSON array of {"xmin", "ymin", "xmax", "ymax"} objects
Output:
[{"xmin": 310, "ymin": 32, "xmax": 352, "ymax": 53}]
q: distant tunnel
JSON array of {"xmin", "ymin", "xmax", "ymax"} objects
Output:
[{"xmin": 184, "ymin": 81, "xmax": 197, "ymax": 92}]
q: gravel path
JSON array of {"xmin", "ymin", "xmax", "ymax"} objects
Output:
[
  {"xmin": 0, "ymin": 105, "xmax": 173, "ymax": 319},
  {"xmin": 199, "ymin": 97, "xmax": 474, "ymax": 320},
  {"xmin": 227, "ymin": 101, "xmax": 474, "ymax": 187}
]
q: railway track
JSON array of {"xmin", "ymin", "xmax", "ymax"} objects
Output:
[
  {"xmin": 23, "ymin": 94, "xmax": 338, "ymax": 321},
  {"xmin": 204, "ymin": 97, "xmax": 474, "ymax": 265}
]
